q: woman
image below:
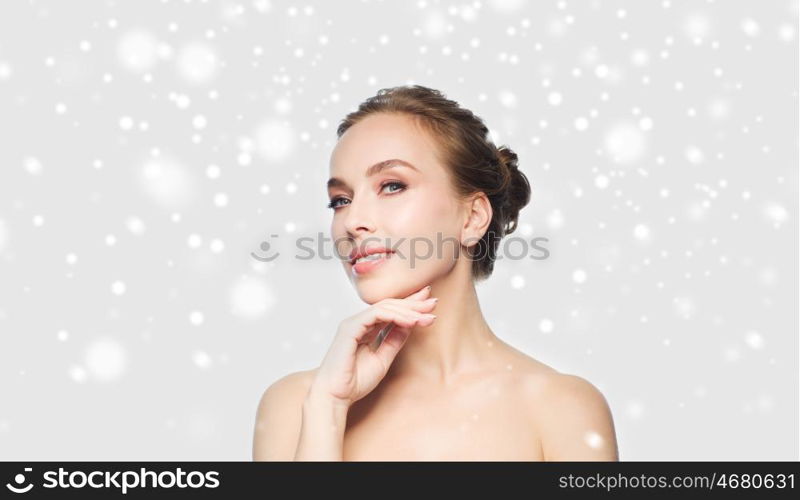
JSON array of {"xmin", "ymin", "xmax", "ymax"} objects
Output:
[{"xmin": 252, "ymin": 85, "xmax": 619, "ymax": 461}]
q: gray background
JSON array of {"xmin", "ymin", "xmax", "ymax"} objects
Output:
[{"xmin": 0, "ymin": 0, "xmax": 797, "ymax": 461}]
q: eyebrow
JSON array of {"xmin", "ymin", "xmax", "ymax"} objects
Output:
[{"xmin": 327, "ymin": 159, "xmax": 419, "ymax": 190}]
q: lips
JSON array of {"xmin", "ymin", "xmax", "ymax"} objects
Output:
[{"xmin": 349, "ymin": 246, "xmax": 394, "ymax": 265}]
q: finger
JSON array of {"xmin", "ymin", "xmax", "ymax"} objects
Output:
[
  {"xmin": 328, "ymin": 305, "xmax": 419, "ymax": 364},
  {"xmin": 379, "ymin": 302, "xmax": 436, "ymax": 324},
  {"xmin": 404, "ymin": 285, "xmax": 432, "ymax": 300},
  {"xmin": 368, "ymin": 304, "xmax": 435, "ymax": 353},
  {"xmin": 359, "ymin": 313, "xmax": 411, "ymax": 347},
  {"xmin": 373, "ymin": 315, "xmax": 436, "ymax": 367},
  {"xmin": 367, "ymin": 321, "xmax": 398, "ymax": 351},
  {"xmin": 406, "ymin": 296, "xmax": 439, "ymax": 313},
  {"xmin": 350, "ymin": 305, "xmax": 421, "ymax": 344}
]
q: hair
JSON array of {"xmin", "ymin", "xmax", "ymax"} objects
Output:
[{"xmin": 336, "ymin": 84, "xmax": 532, "ymax": 282}]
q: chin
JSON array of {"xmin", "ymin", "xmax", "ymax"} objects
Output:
[
  {"xmin": 353, "ymin": 279, "xmax": 407, "ymax": 304},
  {"xmin": 351, "ymin": 268, "xmax": 435, "ymax": 305}
]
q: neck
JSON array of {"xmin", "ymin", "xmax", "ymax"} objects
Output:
[{"xmin": 388, "ymin": 261, "xmax": 500, "ymax": 387}]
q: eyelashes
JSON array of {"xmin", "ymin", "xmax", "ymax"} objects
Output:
[{"xmin": 327, "ymin": 181, "xmax": 407, "ymax": 210}]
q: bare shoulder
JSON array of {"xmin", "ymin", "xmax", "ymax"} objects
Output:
[
  {"xmin": 252, "ymin": 367, "xmax": 318, "ymax": 461},
  {"xmin": 493, "ymin": 339, "xmax": 560, "ymax": 377},
  {"xmin": 261, "ymin": 368, "xmax": 318, "ymax": 399},
  {"xmin": 521, "ymin": 370, "xmax": 619, "ymax": 461},
  {"xmin": 493, "ymin": 343, "xmax": 618, "ymax": 460}
]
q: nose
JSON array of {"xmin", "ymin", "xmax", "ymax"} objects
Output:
[{"xmin": 341, "ymin": 195, "xmax": 376, "ymax": 238}]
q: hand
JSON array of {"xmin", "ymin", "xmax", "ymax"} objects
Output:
[{"xmin": 308, "ymin": 285, "xmax": 438, "ymax": 408}]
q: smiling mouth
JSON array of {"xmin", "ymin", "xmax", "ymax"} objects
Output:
[
  {"xmin": 351, "ymin": 251, "xmax": 394, "ymax": 265},
  {"xmin": 350, "ymin": 251, "xmax": 395, "ymax": 276}
]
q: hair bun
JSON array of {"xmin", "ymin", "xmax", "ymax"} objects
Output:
[
  {"xmin": 497, "ymin": 146, "xmax": 518, "ymax": 172},
  {"xmin": 495, "ymin": 145, "xmax": 531, "ymax": 235}
]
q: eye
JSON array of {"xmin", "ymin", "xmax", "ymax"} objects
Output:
[
  {"xmin": 327, "ymin": 197, "xmax": 349, "ymax": 209},
  {"xmin": 327, "ymin": 181, "xmax": 407, "ymax": 210},
  {"xmin": 381, "ymin": 181, "xmax": 406, "ymax": 194}
]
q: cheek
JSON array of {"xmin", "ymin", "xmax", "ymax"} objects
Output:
[
  {"xmin": 390, "ymin": 196, "xmax": 461, "ymax": 264},
  {"xmin": 330, "ymin": 222, "xmax": 350, "ymax": 261},
  {"xmin": 390, "ymin": 191, "xmax": 458, "ymax": 232}
]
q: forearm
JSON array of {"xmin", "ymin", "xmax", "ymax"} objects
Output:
[{"xmin": 293, "ymin": 391, "xmax": 349, "ymax": 461}]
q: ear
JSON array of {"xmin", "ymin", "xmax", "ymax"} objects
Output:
[{"xmin": 460, "ymin": 192, "xmax": 492, "ymax": 249}]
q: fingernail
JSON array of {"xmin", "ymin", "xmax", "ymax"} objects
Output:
[
  {"xmin": 427, "ymin": 297, "xmax": 438, "ymax": 303},
  {"xmin": 425, "ymin": 285, "xmax": 432, "ymax": 291}
]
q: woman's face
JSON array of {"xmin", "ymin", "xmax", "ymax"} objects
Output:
[{"xmin": 327, "ymin": 113, "xmax": 465, "ymax": 303}]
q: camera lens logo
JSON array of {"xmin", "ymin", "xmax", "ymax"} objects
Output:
[{"xmin": 6, "ymin": 468, "xmax": 34, "ymax": 494}]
